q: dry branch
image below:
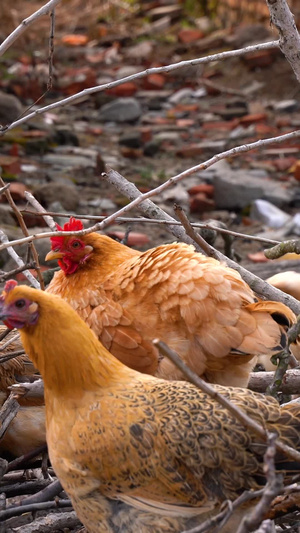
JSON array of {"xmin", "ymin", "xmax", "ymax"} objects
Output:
[
  {"xmin": 0, "ymin": 179, "xmax": 44, "ymax": 289},
  {"xmin": 0, "ymin": 0, "xmax": 62, "ymax": 58},
  {"xmin": 0, "ymin": 499, "xmax": 72, "ymax": 521},
  {"xmin": 237, "ymin": 434, "xmax": 281, "ymax": 533},
  {"xmin": 0, "ymin": 41, "xmax": 279, "ymax": 134},
  {"xmin": 265, "ymin": 240, "xmax": 300, "ymax": 260},
  {"xmin": 19, "ymin": 479, "xmax": 63, "ymax": 506},
  {"xmin": 6, "ymin": 444, "xmax": 47, "ymax": 473},
  {"xmin": 10, "ymin": 511, "xmax": 80, "ymax": 533},
  {"xmin": 249, "ymin": 370, "xmax": 300, "ymax": 394},
  {"xmin": 0, "ymin": 230, "xmax": 39, "ymax": 288},
  {"xmin": 0, "ymin": 394, "xmax": 19, "ymax": 442},
  {"xmin": 24, "ymin": 192, "xmax": 56, "ymax": 231},
  {"xmin": 20, "ymin": 210, "xmax": 281, "ymax": 246},
  {"xmin": 266, "ymin": 0, "xmax": 300, "ymax": 83},
  {"xmin": 9, "ymin": 380, "xmax": 44, "ymax": 400}
]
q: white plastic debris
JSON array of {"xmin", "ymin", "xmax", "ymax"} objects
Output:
[{"xmin": 250, "ymin": 199, "xmax": 291, "ymax": 228}]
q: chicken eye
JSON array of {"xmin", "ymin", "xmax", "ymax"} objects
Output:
[
  {"xmin": 15, "ymin": 299, "xmax": 26, "ymax": 309},
  {"xmin": 71, "ymin": 241, "xmax": 81, "ymax": 249}
]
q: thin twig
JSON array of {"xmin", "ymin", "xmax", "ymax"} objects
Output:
[
  {"xmin": 183, "ymin": 489, "xmax": 265, "ymax": 533},
  {"xmin": 0, "ymin": 178, "xmax": 44, "ymax": 290},
  {"xmin": 0, "ymin": 0, "xmax": 62, "ymax": 58},
  {"xmin": 18, "ymin": 479, "xmax": 63, "ymax": 506},
  {"xmin": 153, "ymin": 340, "xmax": 300, "ymax": 463},
  {"xmin": 0, "ymin": 230, "xmax": 39, "ymax": 289},
  {"xmin": 20, "ymin": 209, "xmax": 281, "ymax": 246},
  {"xmin": 237, "ymin": 434, "xmax": 282, "ymax": 533},
  {"xmin": 0, "ymin": 499, "xmax": 72, "ymax": 521},
  {"xmin": 249, "ymin": 370, "xmax": 300, "ymax": 395},
  {"xmin": 0, "ymin": 184, "xmax": 10, "ymax": 196},
  {"xmin": 10, "ymin": 511, "xmax": 80, "ymax": 533},
  {"xmin": 0, "ymin": 262, "xmax": 36, "ymax": 282},
  {"xmin": 47, "ymin": 9, "xmax": 55, "ymax": 91},
  {"xmin": 0, "ymin": 393, "xmax": 20, "ymax": 442},
  {"xmin": 265, "ymin": 240, "xmax": 300, "ymax": 260},
  {"xmin": 6, "ymin": 444, "xmax": 47, "ymax": 473},
  {"xmin": 9, "ymin": 379, "xmax": 44, "ymax": 400},
  {"xmin": 0, "ymin": 40, "xmax": 280, "ymax": 134},
  {"xmin": 24, "ymin": 192, "xmax": 56, "ymax": 230}
]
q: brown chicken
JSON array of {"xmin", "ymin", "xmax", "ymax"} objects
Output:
[
  {"xmin": 45, "ymin": 217, "xmax": 296, "ymax": 387},
  {"xmin": 0, "ymin": 326, "xmax": 45, "ymax": 456},
  {"xmin": 1, "ymin": 281, "xmax": 300, "ymax": 533}
]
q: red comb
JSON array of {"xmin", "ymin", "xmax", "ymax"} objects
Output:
[
  {"xmin": 50, "ymin": 217, "xmax": 84, "ymax": 248},
  {"xmin": 4, "ymin": 280, "xmax": 18, "ymax": 293}
]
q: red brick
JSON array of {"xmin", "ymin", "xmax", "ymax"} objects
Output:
[
  {"xmin": 120, "ymin": 146, "xmax": 143, "ymax": 158},
  {"xmin": 0, "ymin": 155, "xmax": 21, "ymax": 176},
  {"xmin": 202, "ymin": 120, "xmax": 237, "ymax": 131},
  {"xmin": 176, "ymin": 144, "xmax": 204, "ymax": 157},
  {"xmin": 176, "ymin": 119, "xmax": 195, "ymax": 127},
  {"xmin": 244, "ymin": 50, "xmax": 274, "ymax": 69},
  {"xmin": 106, "ymin": 82, "xmax": 138, "ymax": 97},
  {"xmin": 144, "ymin": 74, "xmax": 166, "ymax": 90},
  {"xmin": 188, "ymin": 184, "xmax": 214, "ymax": 197},
  {"xmin": 240, "ymin": 113, "xmax": 268, "ymax": 125},
  {"xmin": 189, "ymin": 193, "xmax": 215, "ymax": 213},
  {"xmin": 178, "ymin": 29, "xmax": 204, "ymax": 44}
]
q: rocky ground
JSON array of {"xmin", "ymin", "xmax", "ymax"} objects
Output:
[
  {"xmin": 1, "ymin": 0, "xmax": 300, "ymax": 530},
  {"xmin": 0, "ymin": 2, "xmax": 300, "ymax": 279}
]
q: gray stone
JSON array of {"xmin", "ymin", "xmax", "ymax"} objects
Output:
[
  {"xmin": 33, "ymin": 183, "xmax": 80, "ymax": 211},
  {"xmin": 125, "ymin": 41, "xmax": 154, "ymax": 59},
  {"xmin": 0, "ymin": 205, "xmax": 15, "ymax": 227},
  {"xmin": 169, "ymin": 88, "xmax": 195, "ymax": 104},
  {"xmin": 99, "ymin": 98, "xmax": 142, "ymax": 123},
  {"xmin": 213, "ymin": 161, "xmax": 294, "ymax": 209},
  {"xmin": 0, "ymin": 91, "xmax": 23, "ymax": 125},
  {"xmin": 42, "ymin": 153, "xmax": 96, "ymax": 170},
  {"xmin": 115, "ymin": 66, "xmax": 141, "ymax": 79}
]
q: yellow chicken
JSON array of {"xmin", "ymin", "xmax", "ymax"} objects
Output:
[
  {"xmin": 45, "ymin": 217, "xmax": 297, "ymax": 387},
  {"xmin": 1, "ymin": 280, "xmax": 300, "ymax": 532}
]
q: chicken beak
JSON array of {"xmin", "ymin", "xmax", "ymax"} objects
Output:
[{"xmin": 45, "ymin": 250, "xmax": 64, "ymax": 262}]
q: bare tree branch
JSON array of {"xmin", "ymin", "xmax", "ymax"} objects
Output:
[
  {"xmin": 248, "ymin": 370, "xmax": 300, "ymax": 395},
  {"xmin": 267, "ymin": 0, "xmax": 300, "ymax": 83},
  {"xmin": 0, "ymin": 0, "xmax": 62, "ymax": 58},
  {"xmin": 0, "ymin": 230, "xmax": 39, "ymax": 288},
  {"xmin": 0, "ymin": 41, "xmax": 280, "ymax": 134},
  {"xmin": 237, "ymin": 434, "xmax": 281, "ymax": 533},
  {"xmin": 0, "ymin": 179, "xmax": 44, "ymax": 289}
]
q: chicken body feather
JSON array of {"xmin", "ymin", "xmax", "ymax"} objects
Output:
[
  {"xmin": 1, "ymin": 285, "xmax": 300, "ymax": 533},
  {"xmin": 46, "ymin": 228, "xmax": 296, "ymax": 386}
]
